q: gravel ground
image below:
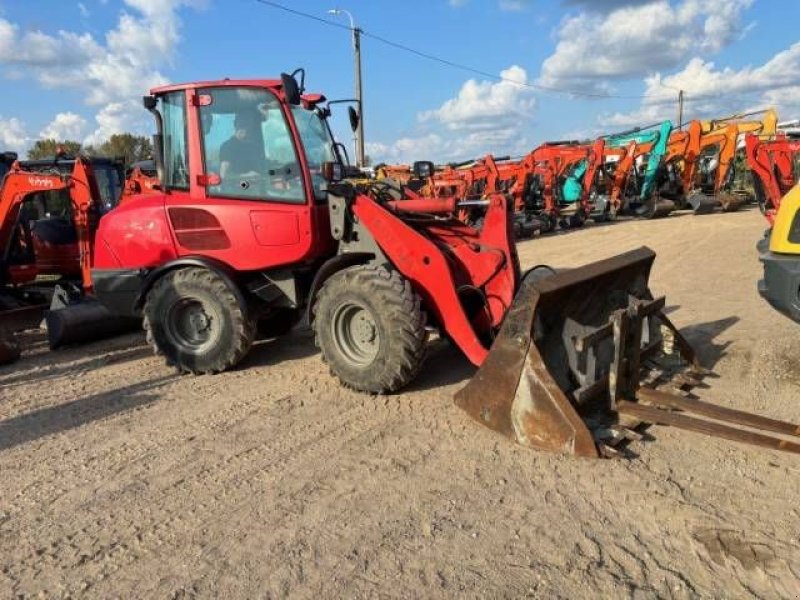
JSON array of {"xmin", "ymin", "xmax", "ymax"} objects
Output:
[{"xmin": 1, "ymin": 207, "xmax": 798, "ymax": 598}]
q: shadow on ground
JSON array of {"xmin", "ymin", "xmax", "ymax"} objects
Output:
[
  {"xmin": 242, "ymin": 327, "xmax": 319, "ymax": 369},
  {"xmin": 0, "ymin": 374, "xmax": 177, "ymax": 452},
  {"xmin": 680, "ymin": 315, "xmax": 739, "ymax": 370},
  {"xmin": 406, "ymin": 339, "xmax": 475, "ymax": 393},
  {"xmin": 0, "ymin": 345, "xmax": 152, "ymax": 388}
]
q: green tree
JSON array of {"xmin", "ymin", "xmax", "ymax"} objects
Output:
[
  {"xmin": 27, "ymin": 139, "xmax": 82, "ymax": 160},
  {"xmin": 86, "ymin": 134, "xmax": 153, "ymax": 167}
]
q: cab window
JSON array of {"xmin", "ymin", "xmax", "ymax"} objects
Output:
[
  {"xmin": 199, "ymin": 87, "xmax": 305, "ymax": 203},
  {"xmin": 290, "ymin": 105, "xmax": 337, "ymax": 201},
  {"xmin": 160, "ymin": 91, "xmax": 189, "ymax": 190}
]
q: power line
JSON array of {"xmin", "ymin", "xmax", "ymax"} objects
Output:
[{"xmin": 252, "ymin": 0, "xmax": 660, "ymax": 100}]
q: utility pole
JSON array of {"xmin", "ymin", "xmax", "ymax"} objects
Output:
[
  {"xmin": 353, "ymin": 25, "xmax": 365, "ymax": 167},
  {"xmin": 328, "ymin": 8, "xmax": 365, "ymax": 168},
  {"xmin": 677, "ymin": 89, "xmax": 684, "ymax": 129}
]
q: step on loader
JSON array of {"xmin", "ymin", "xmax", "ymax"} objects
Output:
[{"xmin": 89, "ymin": 71, "xmax": 800, "ymax": 458}]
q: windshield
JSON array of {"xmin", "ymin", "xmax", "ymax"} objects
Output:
[
  {"xmin": 93, "ymin": 164, "xmax": 124, "ymax": 213},
  {"xmin": 291, "ymin": 105, "xmax": 337, "ymax": 201}
]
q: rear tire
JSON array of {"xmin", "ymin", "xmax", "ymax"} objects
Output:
[
  {"xmin": 143, "ymin": 267, "xmax": 255, "ymax": 374},
  {"xmin": 313, "ymin": 264, "xmax": 427, "ymax": 393}
]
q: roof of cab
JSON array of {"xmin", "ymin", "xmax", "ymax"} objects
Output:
[{"xmin": 150, "ymin": 79, "xmax": 283, "ymax": 94}]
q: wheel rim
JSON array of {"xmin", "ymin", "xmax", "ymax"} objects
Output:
[
  {"xmin": 331, "ymin": 301, "xmax": 380, "ymax": 367},
  {"xmin": 165, "ymin": 297, "xmax": 219, "ymax": 354}
]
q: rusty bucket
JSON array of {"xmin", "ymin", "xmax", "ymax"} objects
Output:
[{"xmin": 455, "ymin": 247, "xmax": 800, "ymax": 457}]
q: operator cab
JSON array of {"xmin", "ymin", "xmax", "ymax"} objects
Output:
[
  {"xmin": 147, "ymin": 76, "xmax": 342, "ymax": 206},
  {"xmin": 94, "ymin": 73, "xmax": 351, "ymax": 276}
]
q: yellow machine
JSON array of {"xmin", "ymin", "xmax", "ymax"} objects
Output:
[{"xmin": 758, "ymin": 184, "xmax": 800, "ymax": 323}]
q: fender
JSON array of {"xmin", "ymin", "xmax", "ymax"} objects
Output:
[
  {"xmin": 304, "ymin": 252, "xmax": 375, "ymax": 324},
  {"xmin": 137, "ymin": 255, "xmax": 248, "ymax": 313}
]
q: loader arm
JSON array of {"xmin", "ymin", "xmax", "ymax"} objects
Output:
[{"xmin": 344, "ymin": 188, "xmax": 519, "ymax": 366}]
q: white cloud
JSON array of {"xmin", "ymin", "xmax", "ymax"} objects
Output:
[
  {"xmin": 602, "ymin": 42, "xmax": 800, "ymax": 127},
  {"xmin": 420, "ymin": 65, "xmax": 536, "ymax": 130},
  {"xmin": 0, "ymin": 116, "xmax": 31, "ymax": 154},
  {"xmin": 78, "ymin": 2, "xmax": 90, "ymax": 18},
  {"xmin": 370, "ymin": 66, "xmax": 536, "ymax": 163},
  {"xmin": 84, "ymin": 100, "xmax": 151, "ymax": 146},
  {"xmin": 0, "ymin": 0, "xmax": 202, "ymax": 151},
  {"xmin": 369, "ymin": 129, "xmax": 533, "ymax": 165},
  {"xmin": 538, "ymin": 0, "xmax": 753, "ymax": 94},
  {"xmin": 0, "ymin": 19, "xmax": 100, "ymax": 67},
  {"xmin": 40, "ymin": 112, "xmax": 88, "ymax": 140}
]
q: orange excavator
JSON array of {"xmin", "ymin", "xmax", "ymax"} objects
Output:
[
  {"xmin": 507, "ymin": 140, "xmax": 606, "ymax": 230},
  {"xmin": 684, "ymin": 109, "xmax": 778, "ymax": 213},
  {"xmin": 745, "ymin": 133, "xmax": 800, "ymax": 223},
  {"xmin": 431, "ymin": 141, "xmax": 606, "ymax": 233},
  {"xmin": 0, "ymin": 155, "xmax": 135, "ymax": 352},
  {"xmin": 598, "ymin": 121, "xmax": 676, "ymax": 219},
  {"xmin": 123, "ymin": 159, "xmax": 160, "ymax": 199}
]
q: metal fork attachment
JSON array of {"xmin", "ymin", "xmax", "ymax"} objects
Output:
[{"xmin": 571, "ymin": 297, "xmax": 800, "ymax": 456}]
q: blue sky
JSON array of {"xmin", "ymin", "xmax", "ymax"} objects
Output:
[{"xmin": 0, "ymin": 0, "xmax": 798, "ymax": 162}]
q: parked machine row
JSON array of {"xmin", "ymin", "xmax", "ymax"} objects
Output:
[{"xmin": 371, "ymin": 109, "xmax": 780, "ymax": 237}]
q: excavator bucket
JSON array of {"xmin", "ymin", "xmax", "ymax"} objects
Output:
[
  {"xmin": 455, "ymin": 247, "xmax": 800, "ymax": 457},
  {"xmin": 717, "ymin": 191, "xmax": 749, "ymax": 212},
  {"xmin": 631, "ymin": 196, "xmax": 675, "ymax": 219},
  {"xmin": 685, "ymin": 192, "xmax": 718, "ymax": 215}
]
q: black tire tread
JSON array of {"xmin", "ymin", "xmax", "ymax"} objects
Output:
[
  {"xmin": 312, "ymin": 264, "xmax": 427, "ymax": 393},
  {"xmin": 143, "ymin": 267, "xmax": 255, "ymax": 375}
]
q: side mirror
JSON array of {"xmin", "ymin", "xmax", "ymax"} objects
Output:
[
  {"xmin": 143, "ymin": 95, "xmax": 158, "ymax": 110},
  {"xmin": 413, "ymin": 161, "xmax": 435, "ymax": 179},
  {"xmin": 322, "ymin": 161, "xmax": 344, "ymax": 182},
  {"xmin": 281, "ymin": 72, "xmax": 302, "ymax": 105},
  {"xmin": 348, "ymin": 106, "xmax": 360, "ymax": 132}
]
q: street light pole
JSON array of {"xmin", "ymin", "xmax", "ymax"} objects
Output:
[{"xmin": 328, "ymin": 8, "xmax": 365, "ymax": 168}]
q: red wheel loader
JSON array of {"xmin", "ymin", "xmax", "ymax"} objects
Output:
[{"xmin": 90, "ymin": 72, "xmax": 800, "ymax": 457}]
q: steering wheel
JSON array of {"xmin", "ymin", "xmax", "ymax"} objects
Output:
[
  {"xmin": 223, "ymin": 163, "xmax": 304, "ymax": 199},
  {"xmin": 265, "ymin": 162, "xmax": 304, "ymax": 195}
]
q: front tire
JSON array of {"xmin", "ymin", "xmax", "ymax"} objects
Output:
[
  {"xmin": 143, "ymin": 267, "xmax": 255, "ymax": 374},
  {"xmin": 312, "ymin": 264, "xmax": 427, "ymax": 393}
]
